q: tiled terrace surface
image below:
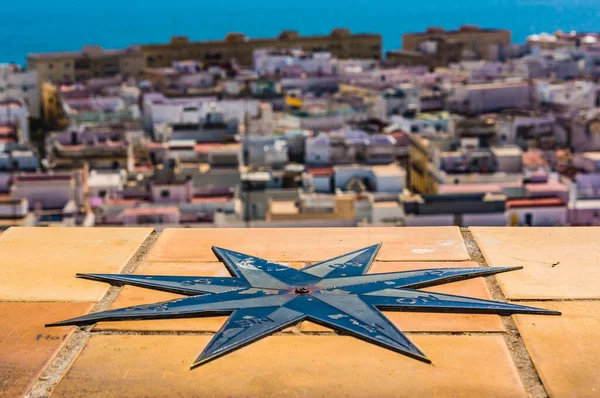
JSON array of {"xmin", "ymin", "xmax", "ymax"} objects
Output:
[{"xmin": 0, "ymin": 226, "xmax": 598, "ymax": 397}]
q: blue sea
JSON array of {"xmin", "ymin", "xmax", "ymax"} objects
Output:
[{"xmin": 1, "ymin": 0, "xmax": 599, "ymax": 64}]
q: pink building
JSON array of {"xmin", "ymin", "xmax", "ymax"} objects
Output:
[
  {"xmin": 122, "ymin": 207, "xmax": 180, "ymax": 225},
  {"xmin": 150, "ymin": 170, "xmax": 193, "ymax": 203},
  {"xmin": 525, "ymin": 180, "xmax": 569, "ymax": 203},
  {"xmin": 11, "ymin": 174, "xmax": 77, "ymax": 210}
]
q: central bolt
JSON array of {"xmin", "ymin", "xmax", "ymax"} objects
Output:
[{"xmin": 295, "ymin": 287, "xmax": 311, "ymax": 295}]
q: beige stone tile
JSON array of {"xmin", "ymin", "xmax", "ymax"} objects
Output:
[
  {"xmin": 514, "ymin": 302, "xmax": 600, "ymax": 398},
  {"xmin": 147, "ymin": 227, "xmax": 469, "ymax": 263},
  {"xmin": 52, "ymin": 334, "xmax": 525, "ymax": 398},
  {"xmin": 302, "ymin": 261, "xmax": 503, "ymax": 333},
  {"xmin": 0, "ymin": 301, "xmax": 93, "ymax": 397},
  {"xmin": 470, "ymin": 227, "xmax": 600, "ymax": 299},
  {"xmin": 0, "ymin": 227, "xmax": 152, "ymax": 301}
]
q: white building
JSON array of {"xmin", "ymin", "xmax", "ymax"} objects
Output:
[
  {"xmin": 0, "ymin": 64, "xmax": 39, "ymax": 118},
  {"xmin": 334, "ymin": 165, "xmax": 373, "ymax": 190},
  {"xmin": 143, "ymin": 93, "xmax": 259, "ymax": 133},
  {"xmin": 371, "ymin": 201, "xmax": 403, "ymax": 225},
  {"xmin": 449, "ymin": 61, "xmax": 509, "ymax": 83},
  {"xmin": 389, "ymin": 111, "xmax": 451, "ymax": 134},
  {"xmin": 288, "ymin": 107, "xmax": 366, "ymax": 132},
  {"xmin": 372, "ymin": 164, "xmax": 405, "ymax": 193},
  {"xmin": 253, "ymin": 49, "xmax": 335, "ymax": 76},
  {"xmin": 88, "ymin": 170, "xmax": 125, "ymax": 206},
  {"xmin": 506, "ymin": 199, "xmax": 567, "ymax": 226},
  {"xmin": 490, "ymin": 146, "xmax": 523, "ymax": 173},
  {"xmin": 372, "ymin": 85, "xmax": 420, "ymax": 122},
  {"xmin": 584, "ymin": 46, "xmax": 600, "ymax": 78},
  {"xmin": 496, "ymin": 111, "xmax": 565, "ymax": 147},
  {"xmin": 537, "ymin": 81, "xmax": 599, "ymax": 109},
  {"xmin": 0, "ymin": 99, "xmax": 29, "ymax": 144},
  {"xmin": 0, "ymin": 149, "xmax": 38, "ymax": 171},
  {"xmin": 246, "ymin": 102, "xmax": 276, "ymax": 135},
  {"xmin": 243, "ymin": 136, "xmax": 288, "ymax": 168}
]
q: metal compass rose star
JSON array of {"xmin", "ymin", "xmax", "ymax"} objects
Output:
[{"xmin": 48, "ymin": 244, "xmax": 560, "ymax": 368}]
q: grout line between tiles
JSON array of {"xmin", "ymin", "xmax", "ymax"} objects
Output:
[
  {"xmin": 144, "ymin": 258, "xmax": 476, "ymax": 264},
  {"xmin": 25, "ymin": 230, "xmax": 160, "ymax": 398},
  {"xmin": 508, "ymin": 298, "xmax": 600, "ymax": 302},
  {"xmin": 86, "ymin": 328, "xmax": 506, "ymax": 337},
  {"xmin": 460, "ymin": 227, "xmax": 548, "ymax": 398}
]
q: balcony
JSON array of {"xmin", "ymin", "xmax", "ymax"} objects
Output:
[{"xmin": 0, "ymin": 226, "xmax": 598, "ymax": 397}]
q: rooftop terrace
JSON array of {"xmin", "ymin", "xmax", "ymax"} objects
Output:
[{"xmin": 0, "ymin": 226, "xmax": 598, "ymax": 397}]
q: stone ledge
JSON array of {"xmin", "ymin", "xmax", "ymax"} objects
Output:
[{"xmin": 0, "ymin": 226, "xmax": 597, "ymax": 398}]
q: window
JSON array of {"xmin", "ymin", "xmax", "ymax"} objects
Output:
[
  {"xmin": 65, "ymin": 63, "xmax": 71, "ymax": 68},
  {"xmin": 161, "ymin": 190, "xmax": 170, "ymax": 198},
  {"xmin": 48, "ymin": 63, "xmax": 54, "ymax": 69}
]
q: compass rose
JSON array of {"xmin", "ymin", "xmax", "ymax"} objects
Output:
[{"xmin": 48, "ymin": 244, "xmax": 560, "ymax": 368}]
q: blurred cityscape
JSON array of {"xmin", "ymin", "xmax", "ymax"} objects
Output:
[{"xmin": 1, "ymin": 26, "xmax": 600, "ymax": 230}]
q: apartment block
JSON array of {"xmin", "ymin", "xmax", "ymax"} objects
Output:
[
  {"xmin": 403, "ymin": 26, "xmax": 511, "ymax": 61},
  {"xmin": 0, "ymin": 64, "xmax": 40, "ymax": 118},
  {"xmin": 27, "ymin": 46, "xmax": 145, "ymax": 83},
  {"xmin": 140, "ymin": 29, "xmax": 381, "ymax": 68}
]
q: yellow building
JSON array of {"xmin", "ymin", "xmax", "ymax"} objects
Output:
[
  {"xmin": 41, "ymin": 82, "xmax": 67, "ymax": 129},
  {"xmin": 402, "ymin": 26, "xmax": 510, "ymax": 61},
  {"xmin": 408, "ymin": 134, "xmax": 439, "ymax": 194}
]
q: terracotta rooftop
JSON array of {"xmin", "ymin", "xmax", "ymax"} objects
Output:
[
  {"xmin": 190, "ymin": 195, "xmax": 232, "ymax": 204},
  {"xmin": 13, "ymin": 174, "xmax": 73, "ymax": 183},
  {"xmin": 306, "ymin": 166, "xmax": 334, "ymax": 177},
  {"xmin": 194, "ymin": 143, "xmax": 241, "ymax": 153},
  {"xmin": 0, "ymin": 227, "xmax": 598, "ymax": 397},
  {"xmin": 506, "ymin": 197, "xmax": 565, "ymax": 209},
  {"xmin": 523, "ymin": 152, "xmax": 549, "ymax": 168},
  {"xmin": 122, "ymin": 207, "xmax": 179, "ymax": 216}
]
